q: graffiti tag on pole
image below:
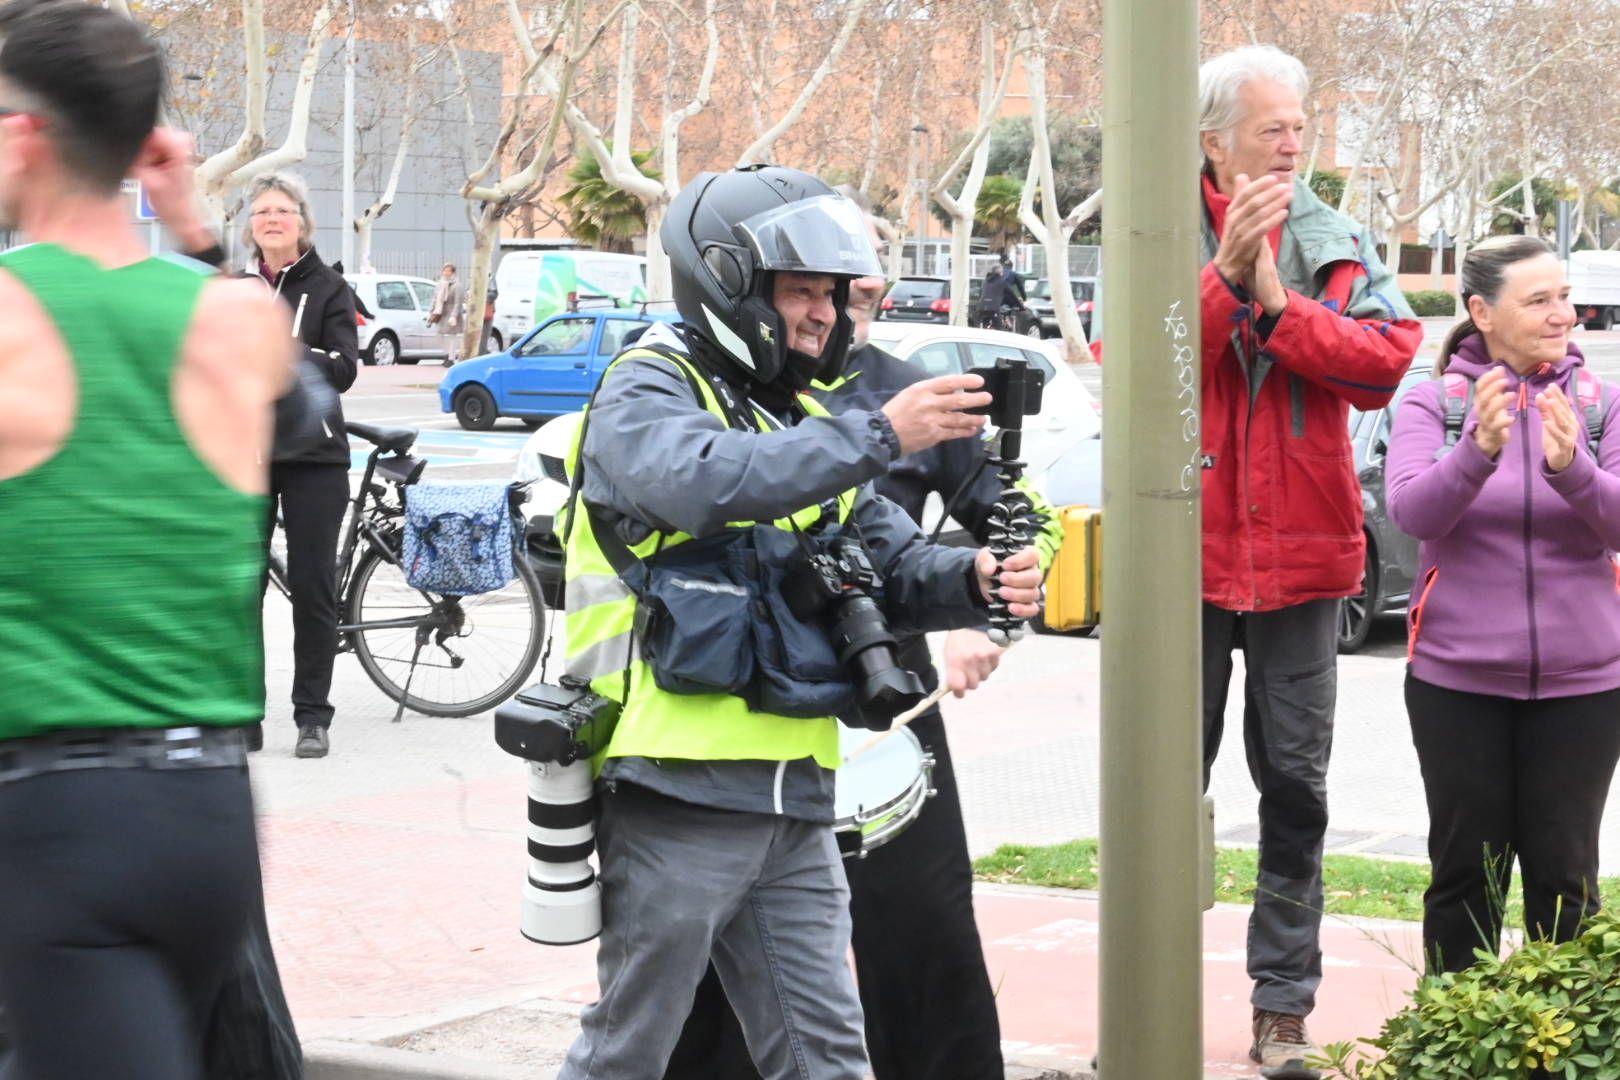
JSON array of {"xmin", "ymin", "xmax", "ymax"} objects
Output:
[{"xmin": 1164, "ymin": 300, "xmax": 1200, "ymax": 499}]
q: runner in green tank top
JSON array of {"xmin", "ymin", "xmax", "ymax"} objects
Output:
[{"xmin": 0, "ymin": 8, "xmax": 300, "ymax": 1079}]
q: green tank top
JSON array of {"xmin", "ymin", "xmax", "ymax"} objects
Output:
[{"xmin": 0, "ymin": 244, "xmax": 267, "ymax": 740}]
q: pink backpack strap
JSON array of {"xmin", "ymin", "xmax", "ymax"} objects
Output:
[{"xmin": 1576, "ymin": 369, "xmax": 1609, "ymax": 461}]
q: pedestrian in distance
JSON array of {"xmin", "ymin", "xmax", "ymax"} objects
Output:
[
  {"xmin": 664, "ymin": 199, "xmax": 1063, "ymax": 1080},
  {"xmin": 0, "ymin": 4, "xmax": 301, "ymax": 1077},
  {"xmin": 999, "ymin": 254, "xmax": 1027, "ymax": 308},
  {"xmin": 1194, "ymin": 43, "xmax": 1421, "ymax": 1077},
  {"xmin": 553, "ymin": 165, "xmax": 1044, "ymax": 1080},
  {"xmin": 1387, "ymin": 235, "xmax": 1620, "ymax": 974},
  {"xmin": 243, "ymin": 170, "xmax": 359, "ymax": 760},
  {"xmin": 974, "ymin": 262, "xmax": 1007, "ymax": 329},
  {"xmin": 430, "ymin": 261, "xmax": 464, "ymax": 366}
]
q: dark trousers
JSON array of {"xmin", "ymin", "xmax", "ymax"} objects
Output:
[
  {"xmin": 0, "ymin": 767, "xmax": 262, "ymax": 1080},
  {"xmin": 266, "ymin": 462, "xmax": 349, "ymax": 730},
  {"xmin": 664, "ymin": 709, "xmax": 1002, "ymax": 1080},
  {"xmin": 1406, "ymin": 673, "xmax": 1620, "ymax": 973},
  {"xmin": 1203, "ymin": 600, "xmax": 1338, "ymax": 1017}
]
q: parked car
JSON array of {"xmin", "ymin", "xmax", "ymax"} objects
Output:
[
  {"xmin": 1025, "ymin": 276, "xmax": 1097, "ymax": 339},
  {"xmin": 1338, "ymin": 368, "xmax": 1427, "ymax": 652},
  {"xmin": 879, "ymin": 275, "xmax": 1038, "ymax": 334},
  {"xmin": 863, "ymin": 323, "xmax": 1098, "ymax": 481},
  {"xmin": 346, "ymin": 273, "xmax": 452, "ymax": 366},
  {"xmin": 491, "ymin": 250, "xmax": 648, "ymax": 350},
  {"xmin": 513, "ymin": 413, "xmax": 581, "ymax": 605},
  {"xmin": 439, "ymin": 309, "xmax": 678, "ymax": 430}
]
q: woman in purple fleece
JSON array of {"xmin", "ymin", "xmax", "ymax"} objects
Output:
[{"xmin": 1387, "ymin": 235, "xmax": 1620, "ymax": 974}]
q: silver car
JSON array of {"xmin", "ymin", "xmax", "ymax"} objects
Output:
[
  {"xmin": 1338, "ymin": 369, "xmax": 1426, "ymax": 652},
  {"xmin": 346, "ymin": 273, "xmax": 452, "ymax": 366}
]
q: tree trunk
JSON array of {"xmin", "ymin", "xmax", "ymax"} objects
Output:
[
  {"xmin": 1020, "ymin": 41, "xmax": 1088, "ymax": 357},
  {"xmin": 935, "ymin": 23, "xmax": 1021, "ymax": 328},
  {"xmin": 354, "ymin": 26, "xmax": 419, "ymax": 272},
  {"xmin": 461, "ymin": 204, "xmax": 500, "ymax": 359},
  {"xmin": 643, "ymin": 198, "xmax": 671, "ymax": 302},
  {"xmin": 874, "ymin": 215, "xmax": 906, "ymax": 283}
]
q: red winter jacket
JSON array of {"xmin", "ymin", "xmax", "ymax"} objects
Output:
[{"xmin": 1199, "ymin": 176, "xmax": 1422, "ymax": 612}]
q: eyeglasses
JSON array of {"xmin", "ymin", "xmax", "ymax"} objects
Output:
[{"xmin": 251, "ymin": 207, "xmax": 299, "ymax": 219}]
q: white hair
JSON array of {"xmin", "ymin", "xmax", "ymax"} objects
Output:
[
  {"xmin": 240, "ymin": 171, "xmax": 317, "ymax": 257},
  {"xmin": 1198, "ymin": 45, "xmax": 1309, "ymax": 162}
]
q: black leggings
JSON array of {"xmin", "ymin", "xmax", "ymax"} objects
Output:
[
  {"xmin": 267, "ymin": 461, "xmax": 349, "ymax": 730},
  {"xmin": 1407, "ymin": 674, "xmax": 1620, "ymax": 973},
  {"xmin": 0, "ymin": 766, "xmax": 262, "ymax": 1080}
]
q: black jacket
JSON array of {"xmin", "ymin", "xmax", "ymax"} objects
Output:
[
  {"xmin": 247, "ymin": 246, "xmax": 358, "ymax": 465},
  {"xmin": 812, "ymin": 342, "xmax": 1058, "ymax": 676}
]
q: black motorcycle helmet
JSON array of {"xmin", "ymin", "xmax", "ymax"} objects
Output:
[{"xmin": 662, "ymin": 164, "xmax": 882, "ymax": 390}]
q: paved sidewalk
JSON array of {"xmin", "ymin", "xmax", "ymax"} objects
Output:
[{"xmin": 251, "ymin": 606, "xmax": 1490, "ymax": 1075}]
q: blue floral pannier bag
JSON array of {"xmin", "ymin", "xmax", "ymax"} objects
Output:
[{"xmin": 402, "ymin": 482, "xmax": 516, "ymax": 595}]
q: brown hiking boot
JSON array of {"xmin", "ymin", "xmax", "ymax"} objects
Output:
[{"xmin": 1250, "ymin": 1008, "xmax": 1321, "ymax": 1079}]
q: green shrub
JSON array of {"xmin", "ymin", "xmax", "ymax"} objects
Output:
[
  {"xmin": 1317, "ymin": 909, "xmax": 1620, "ymax": 1080},
  {"xmin": 1404, "ymin": 289, "xmax": 1459, "ymax": 317}
]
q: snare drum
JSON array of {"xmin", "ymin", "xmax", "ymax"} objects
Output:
[{"xmin": 833, "ymin": 726, "xmax": 935, "ymax": 859}]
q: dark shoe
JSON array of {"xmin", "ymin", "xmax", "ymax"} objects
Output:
[
  {"xmin": 244, "ymin": 722, "xmax": 264, "ymax": 753},
  {"xmin": 1251, "ymin": 1008, "xmax": 1321, "ymax": 1078},
  {"xmin": 294, "ymin": 725, "xmax": 329, "ymax": 759}
]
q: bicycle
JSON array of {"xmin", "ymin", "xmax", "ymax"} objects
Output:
[
  {"xmin": 978, "ymin": 307, "xmax": 1023, "ymax": 334},
  {"xmin": 266, "ymin": 421, "xmax": 547, "ymax": 720}
]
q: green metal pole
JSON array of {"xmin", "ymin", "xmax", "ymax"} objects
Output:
[{"xmin": 1098, "ymin": 0, "xmax": 1204, "ymax": 1074}]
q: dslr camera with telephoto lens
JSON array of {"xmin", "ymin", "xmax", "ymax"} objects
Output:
[{"xmin": 493, "ymin": 678, "xmax": 619, "ymax": 945}]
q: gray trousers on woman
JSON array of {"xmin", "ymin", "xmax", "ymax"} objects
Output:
[
  {"xmin": 1202, "ymin": 599, "xmax": 1338, "ymax": 1018},
  {"xmin": 557, "ymin": 782, "xmax": 867, "ymax": 1080}
]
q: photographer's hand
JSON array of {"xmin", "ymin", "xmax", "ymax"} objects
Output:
[
  {"xmin": 944, "ymin": 628, "xmax": 1003, "ymax": 698},
  {"xmin": 881, "ymin": 374, "xmax": 991, "ymax": 456},
  {"xmin": 974, "ymin": 546, "xmax": 1041, "ymax": 618}
]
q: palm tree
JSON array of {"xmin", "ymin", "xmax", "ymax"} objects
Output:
[
  {"xmin": 557, "ymin": 147, "xmax": 662, "ymax": 253},
  {"xmin": 975, "ymin": 174, "xmax": 1024, "ymax": 253}
]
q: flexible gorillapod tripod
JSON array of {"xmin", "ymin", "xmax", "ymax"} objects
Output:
[
  {"xmin": 980, "ymin": 357, "xmax": 1041, "ymax": 646},
  {"xmin": 844, "ymin": 356, "xmax": 1047, "ymax": 763}
]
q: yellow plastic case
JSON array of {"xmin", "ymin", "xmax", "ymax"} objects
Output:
[{"xmin": 1042, "ymin": 506, "xmax": 1101, "ymax": 631}]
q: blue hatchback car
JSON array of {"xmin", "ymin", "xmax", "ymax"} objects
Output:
[{"xmin": 441, "ymin": 310, "xmax": 679, "ymax": 430}]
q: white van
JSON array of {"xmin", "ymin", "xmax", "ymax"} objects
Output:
[{"xmin": 491, "ymin": 251, "xmax": 647, "ymax": 350}]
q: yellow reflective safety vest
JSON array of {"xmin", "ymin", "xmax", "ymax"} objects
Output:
[{"xmin": 561, "ymin": 348, "xmax": 857, "ymax": 772}]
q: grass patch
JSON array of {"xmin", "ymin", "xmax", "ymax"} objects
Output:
[{"xmin": 973, "ymin": 840, "xmax": 1620, "ymax": 925}]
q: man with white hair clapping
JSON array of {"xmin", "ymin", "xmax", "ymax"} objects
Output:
[{"xmin": 1194, "ymin": 44, "xmax": 1421, "ymax": 1078}]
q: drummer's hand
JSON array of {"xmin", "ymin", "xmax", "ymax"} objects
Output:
[
  {"xmin": 974, "ymin": 546, "xmax": 1042, "ymax": 617},
  {"xmin": 944, "ymin": 628, "xmax": 1003, "ymax": 698}
]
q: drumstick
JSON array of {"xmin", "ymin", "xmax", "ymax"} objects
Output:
[{"xmin": 843, "ymin": 638, "xmax": 1019, "ymax": 764}]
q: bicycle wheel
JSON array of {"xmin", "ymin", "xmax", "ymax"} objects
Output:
[{"xmin": 346, "ymin": 547, "xmax": 546, "ymax": 717}]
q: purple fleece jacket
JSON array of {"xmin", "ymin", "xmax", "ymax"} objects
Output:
[{"xmin": 1386, "ymin": 335, "xmax": 1620, "ymax": 699}]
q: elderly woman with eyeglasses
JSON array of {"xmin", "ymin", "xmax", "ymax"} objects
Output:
[{"xmin": 242, "ymin": 171, "xmax": 358, "ymax": 760}]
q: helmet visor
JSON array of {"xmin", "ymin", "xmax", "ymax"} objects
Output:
[{"xmin": 735, "ymin": 195, "xmax": 882, "ymax": 278}]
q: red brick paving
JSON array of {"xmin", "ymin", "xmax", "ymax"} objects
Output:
[{"xmin": 262, "ymin": 770, "xmax": 1420, "ymax": 1072}]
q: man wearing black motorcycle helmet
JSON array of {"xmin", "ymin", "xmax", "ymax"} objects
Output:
[{"xmin": 552, "ymin": 164, "xmax": 1043, "ymax": 1080}]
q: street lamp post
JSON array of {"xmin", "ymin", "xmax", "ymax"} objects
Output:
[
  {"xmin": 913, "ymin": 123, "xmax": 930, "ymax": 276},
  {"xmin": 341, "ymin": 0, "xmax": 355, "ymax": 271},
  {"xmin": 1099, "ymin": 0, "xmax": 1204, "ymax": 1073}
]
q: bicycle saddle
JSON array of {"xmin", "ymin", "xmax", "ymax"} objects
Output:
[{"xmin": 345, "ymin": 422, "xmax": 418, "ymax": 453}]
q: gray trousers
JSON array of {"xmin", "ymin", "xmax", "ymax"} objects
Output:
[
  {"xmin": 1202, "ymin": 600, "xmax": 1337, "ymax": 1017},
  {"xmin": 558, "ymin": 782, "xmax": 867, "ymax": 1080}
]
